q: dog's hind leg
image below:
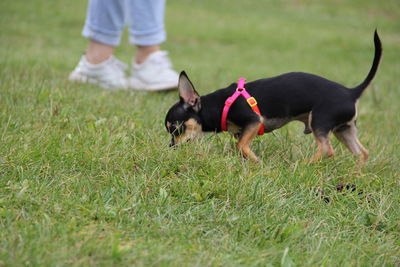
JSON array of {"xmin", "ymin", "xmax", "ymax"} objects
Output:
[
  {"xmin": 309, "ymin": 112, "xmax": 335, "ymax": 162},
  {"xmin": 237, "ymin": 122, "xmax": 262, "ymax": 161},
  {"xmin": 310, "ymin": 131, "xmax": 335, "ymax": 163},
  {"xmin": 333, "ymin": 123, "xmax": 369, "ymax": 165}
]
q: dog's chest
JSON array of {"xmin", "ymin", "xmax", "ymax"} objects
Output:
[{"xmin": 227, "ymin": 120, "xmax": 242, "ymax": 135}]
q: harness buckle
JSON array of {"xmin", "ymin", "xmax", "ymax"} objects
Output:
[{"xmin": 247, "ymin": 97, "xmax": 257, "ymax": 107}]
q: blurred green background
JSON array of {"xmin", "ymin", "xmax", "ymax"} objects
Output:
[{"xmin": 0, "ymin": 0, "xmax": 399, "ymax": 266}]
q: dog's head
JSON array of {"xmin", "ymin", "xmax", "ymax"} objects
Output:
[{"xmin": 165, "ymin": 71, "xmax": 203, "ymax": 147}]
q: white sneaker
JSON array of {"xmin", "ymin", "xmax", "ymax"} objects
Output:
[
  {"xmin": 129, "ymin": 51, "xmax": 179, "ymax": 91},
  {"xmin": 68, "ymin": 55, "xmax": 129, "ymax": 90}
]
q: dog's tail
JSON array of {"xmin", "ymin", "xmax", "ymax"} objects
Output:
[{"xmin": 351, "ymin": 30, "xmax": 382, "ymax": 100}]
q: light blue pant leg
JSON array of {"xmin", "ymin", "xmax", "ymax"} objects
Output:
[
  {"xmin": 82, "ymin": 0, "xmax": 126, "ymax": 46},
  {"xmin": 82, "ymin": 0, "xmax": 166, "ymax": 47},
  {"xmin": 126, "ymin": 0, "xmax": 167, "ymax": 46}
]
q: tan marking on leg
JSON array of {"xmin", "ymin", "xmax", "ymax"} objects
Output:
[
  {"xmin": 327, "ymin": 141, "xmax": 335, "ymax": 157},
  {"xmin": 333, "ymin": 123, "xmax": 368, "ymax": 166},
  {"xmin": 310, "ymin": 133, "xmax": 334, "ymax": 163},
  {"xmin": 311, "ymin": 138, "xmax": 323, "ymax": 163},
  {"xmin": 356, "ymin": 139, "xmax": 369, "ymax": 165},
  {"xmin": 237, "ymin": 123, "xmax": 261, "ymax": 161}
]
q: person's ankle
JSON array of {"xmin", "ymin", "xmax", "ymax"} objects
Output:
[
  {"xmin": 86, "ymin": 39, "xmax": 115, "ymax": 64},
  {"xmin": 86, "ymin": 54, "xmax": 112, "ymax": 65},
  {"xmin": 135, "ymin": 45, "xmax": 160, "ymax": 64}
]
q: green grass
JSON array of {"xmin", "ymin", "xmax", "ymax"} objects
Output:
[{"xmin": 1, "ymin": 0, "xmax": 399, "ymax": 266}]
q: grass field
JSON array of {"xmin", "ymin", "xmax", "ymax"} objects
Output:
[{"xmin": 1, "ymin": 0, "xmax": 399, "ymax": 266}]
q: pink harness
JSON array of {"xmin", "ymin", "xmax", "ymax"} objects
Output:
[{"xmin": 221, "ymin": 78, "xmax": 265, "ymax": 135}]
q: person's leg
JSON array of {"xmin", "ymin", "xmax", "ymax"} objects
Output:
[
  {"xmin": 127, "ymin": 0, "xmax": 166, "ymax": 63},
  {"xmin": 127, "ymin": 0, "xmax": 178, "ymax": 91},
  {"xmin": 82, "ymin": 0, "xmax": 126, "ymax": 63},
  {"xmin": 69, "ymin": 0, "xmax": 128, "ymax": 89},
  {"xmin": 86, "ymin": 40, "xmax": 115, "ymax": 64}
]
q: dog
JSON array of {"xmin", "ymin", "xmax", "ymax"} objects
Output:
[{"xmin": 165, "ymin": 31, "xmax": 382, "ymax": 163}]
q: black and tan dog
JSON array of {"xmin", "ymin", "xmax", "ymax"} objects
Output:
[{"xmin": 165, "ymin": 31, "xmax": 382, "ymax": 164}]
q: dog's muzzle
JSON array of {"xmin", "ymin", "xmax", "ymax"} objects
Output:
[{"xmin": 169, "ymin": 136, "xmax": 176, "ymax": 147}]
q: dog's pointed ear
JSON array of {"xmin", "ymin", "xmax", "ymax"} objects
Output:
[{"xmin": 179, "ymin": 71, "xmax": 201, "ymax": 112}]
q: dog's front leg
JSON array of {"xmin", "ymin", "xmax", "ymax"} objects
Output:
[{"xmin": 237, "ymin": 123, "xmax": 261, "ymax": 161}]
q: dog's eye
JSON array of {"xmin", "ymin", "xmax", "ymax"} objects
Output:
[{"xmin": 170, "ymin": 123, "xmax": 185, "ymax": 136}]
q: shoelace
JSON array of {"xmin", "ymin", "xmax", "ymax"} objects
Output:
[{"xmin": 149, "ymin": 51, "xmax": 173, "ymax": 69}]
